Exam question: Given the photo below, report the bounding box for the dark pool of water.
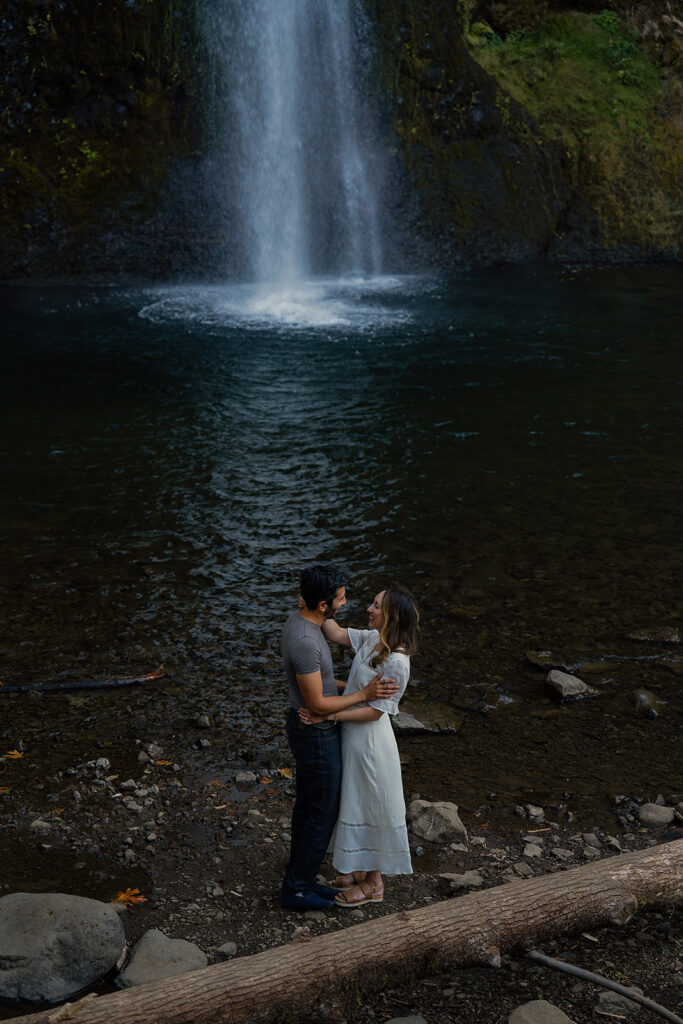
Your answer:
[1,264,682,847]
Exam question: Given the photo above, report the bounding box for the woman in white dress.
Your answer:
[299,585,418,907]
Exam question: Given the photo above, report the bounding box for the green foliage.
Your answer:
[471,10,680,250]
[594,10,621,33]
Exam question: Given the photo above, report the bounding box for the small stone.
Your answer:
[639,803,675,828]
[546,670,598,700]
[117,929,207,988]
[236,771,257,784]
[450,842,468,853]
[216,941,237,958]
[304,910,326,921]
[604,835,622,851]
[513,861,534,877]
[120,779,138,791]
[196,714,211,728]
[29,819,52,835]
[350,909,364,919]
[386,1018,428,1024]
[595,988,644,1018]
[440,870,484,890]
[526,804,544,821]
[523,844,542,858]
[72,790,81,802]
[407,800,467,844]
[551,847,574,861]
[632,688,667,717]
[582,833,601,850]
[509,1001,576,1023]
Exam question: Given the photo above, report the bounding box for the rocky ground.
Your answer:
[1,741,681,1023]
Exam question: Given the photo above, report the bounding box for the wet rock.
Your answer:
[407,800,468,844]
[632,689,666,718]
[526,804,545,821]
[638,804,675,828]
[120,779,138,791]
[546,670,598,701]
[594,988,643,1017]
[523,843,542,858]
[196,714,211,728]
[216,941,237,958]
[0,892,125,1003]
[513,861,534,877]
[509,1001,576,1023]
[439,870,484,890]
[29,819,52,835]
[117,929,207,988]
[236,771,256,783]
[628,627,680,644]
[525,651,570,671]
[393,699,464,734]
[583,833,601,850]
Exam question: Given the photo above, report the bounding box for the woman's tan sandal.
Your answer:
[334,881,384,907]
[328,871,367,892]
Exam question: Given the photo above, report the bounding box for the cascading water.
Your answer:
[204,0,384,286]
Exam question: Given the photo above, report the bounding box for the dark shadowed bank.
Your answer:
[0,0,681,278]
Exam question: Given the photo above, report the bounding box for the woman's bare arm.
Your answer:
[321,619,351,647]
[300,705,383,725]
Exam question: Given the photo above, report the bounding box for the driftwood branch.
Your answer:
[5,840,682,1024]
[0,665,164,694]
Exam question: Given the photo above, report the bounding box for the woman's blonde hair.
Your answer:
[370,585,419,669]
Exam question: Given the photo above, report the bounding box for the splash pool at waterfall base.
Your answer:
[1,266,682,978]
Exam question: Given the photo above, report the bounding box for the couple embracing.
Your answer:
[281,564,418,912]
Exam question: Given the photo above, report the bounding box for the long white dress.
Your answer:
[329,627,413,876]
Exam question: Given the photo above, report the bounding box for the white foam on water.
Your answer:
[137,275,431,332]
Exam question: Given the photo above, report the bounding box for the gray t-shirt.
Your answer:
[281,611,337,724]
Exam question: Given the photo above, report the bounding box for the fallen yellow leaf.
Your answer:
[214,804,227,810]
[259,776,272,784]
[277,767,292,779]
[155,759,171,766]
[112,888,148,906]
[2,751,24,760]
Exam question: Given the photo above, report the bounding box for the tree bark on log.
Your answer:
[7,839,683,1024]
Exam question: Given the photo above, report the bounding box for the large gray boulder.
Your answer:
[117,929,207,988]
[509,1000,576,1023]
[0,892,126,1003]
[407,799,467,844]
[639,803,675,828]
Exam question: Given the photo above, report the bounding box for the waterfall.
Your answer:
[204,0,383,284]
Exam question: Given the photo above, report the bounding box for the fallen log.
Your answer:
[0,665,164,694]
[5,840,682,1024]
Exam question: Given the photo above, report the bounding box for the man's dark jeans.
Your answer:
[284,709,341,893]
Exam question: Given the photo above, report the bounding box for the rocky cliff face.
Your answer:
[0,0,680,277]
[372,0,682,266]
[0,0,212,277]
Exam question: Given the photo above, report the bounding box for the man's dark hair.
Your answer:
[300,564,349,611]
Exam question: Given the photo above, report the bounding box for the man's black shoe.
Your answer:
[281,887,335,911]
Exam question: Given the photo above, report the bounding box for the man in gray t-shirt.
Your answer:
[280,564,398,911]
